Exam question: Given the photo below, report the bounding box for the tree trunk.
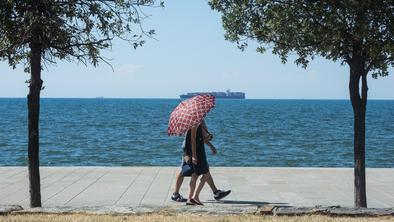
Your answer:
[349,59,368,208]
[28,25,43,208]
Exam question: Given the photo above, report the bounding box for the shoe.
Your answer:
[171,193,187,202]
[214,189,231,201]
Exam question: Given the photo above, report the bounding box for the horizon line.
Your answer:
[1,97,394,100]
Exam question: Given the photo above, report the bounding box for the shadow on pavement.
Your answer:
[205,199,288,206]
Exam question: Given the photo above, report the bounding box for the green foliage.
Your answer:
[209,0,394,78]
[0,0,163,71]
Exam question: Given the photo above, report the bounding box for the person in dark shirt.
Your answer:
[171,120,231,205]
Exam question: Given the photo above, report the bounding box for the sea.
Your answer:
[0,98,393,167]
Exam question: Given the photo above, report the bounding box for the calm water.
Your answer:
[0,98,393,167]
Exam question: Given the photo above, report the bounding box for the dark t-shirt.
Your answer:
[183,125,209,175]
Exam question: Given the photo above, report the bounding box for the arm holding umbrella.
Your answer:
[191,126,198,165]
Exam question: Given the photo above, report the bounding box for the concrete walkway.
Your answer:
[0,167,393,209]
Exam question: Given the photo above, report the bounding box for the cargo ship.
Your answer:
[180,90,245,99]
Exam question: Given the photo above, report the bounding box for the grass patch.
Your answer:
[0,213,393,222]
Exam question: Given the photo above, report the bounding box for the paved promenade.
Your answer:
[0,167,393,209]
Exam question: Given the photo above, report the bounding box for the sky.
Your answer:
[0,1,393,99]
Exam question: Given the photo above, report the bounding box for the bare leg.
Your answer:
[205,171,218,194]
[193,174,207,203]
[174,170,184,194]
[188,174,198,200]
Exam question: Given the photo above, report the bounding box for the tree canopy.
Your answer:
[0,0,162,208]
[209,0,394,77]
[0,0,162,70]
[210,0,394,208]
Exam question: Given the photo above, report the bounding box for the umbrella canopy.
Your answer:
[168,94,215,136]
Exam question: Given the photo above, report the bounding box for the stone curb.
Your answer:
[259,205,394,217]
[0,205,23,215]
[10,206,162,215]
[2,204,394,217]
[1,205,260,215]
[9,205,260,215]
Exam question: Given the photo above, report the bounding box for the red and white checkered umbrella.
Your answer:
[168,94,215,136]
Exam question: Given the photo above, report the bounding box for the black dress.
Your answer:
[183,125,209,176]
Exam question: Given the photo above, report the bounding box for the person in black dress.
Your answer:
[184,120,231,205]
[184,123,208,205]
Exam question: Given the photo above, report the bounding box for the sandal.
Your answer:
[186,200,196,205]
[190,198,203,206]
